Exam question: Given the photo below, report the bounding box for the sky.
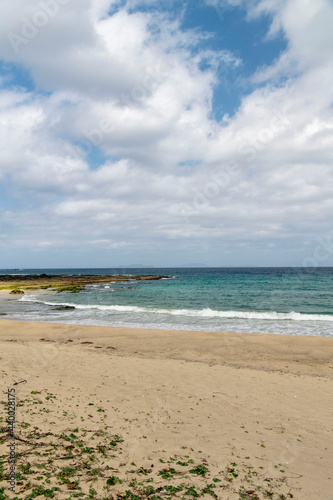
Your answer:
[0,0,333,268]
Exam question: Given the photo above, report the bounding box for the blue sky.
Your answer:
[183,1,287,118]
[0,0,333,268]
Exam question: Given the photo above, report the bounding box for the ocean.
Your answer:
[1,267,333,337]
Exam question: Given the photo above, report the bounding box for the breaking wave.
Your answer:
[19,297,333,322]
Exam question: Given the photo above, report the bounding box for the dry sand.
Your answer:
[0,320,332,499]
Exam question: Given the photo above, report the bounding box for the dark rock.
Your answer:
[54,306,76,311]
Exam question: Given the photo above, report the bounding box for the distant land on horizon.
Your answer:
[1,265,332,272]
[0,264,260,270]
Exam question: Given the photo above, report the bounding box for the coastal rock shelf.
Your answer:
[0,274,170,291]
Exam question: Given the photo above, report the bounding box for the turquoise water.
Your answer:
[1,267,333,336]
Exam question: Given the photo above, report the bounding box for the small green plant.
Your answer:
[185,486,200,497]
[20,462,32,474]
[106,476,122,486]
[109,434,124,446]
[57,467,76,478]
[158,468,177,479]
[189,464,208,476]
[136,467,150,475]
[202,486,217,498]
[89,486,97,497]
[82,447,94,454]
[163,485,184,493]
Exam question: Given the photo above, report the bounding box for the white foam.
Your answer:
[19,297,333,322]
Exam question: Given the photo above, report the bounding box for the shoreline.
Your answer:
[1,271,332,339]
[0,320,332,499]
[1,289,333,340]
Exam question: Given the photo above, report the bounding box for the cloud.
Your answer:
[0,0,333,266]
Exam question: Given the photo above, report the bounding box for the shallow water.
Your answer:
[1,267,333,336]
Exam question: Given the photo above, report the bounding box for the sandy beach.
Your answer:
[1,320,332,499]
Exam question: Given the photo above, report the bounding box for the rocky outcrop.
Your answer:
[0,274,172,291]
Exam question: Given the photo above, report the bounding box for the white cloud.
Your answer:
[251,0,333,74]
[0,0,333,265]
